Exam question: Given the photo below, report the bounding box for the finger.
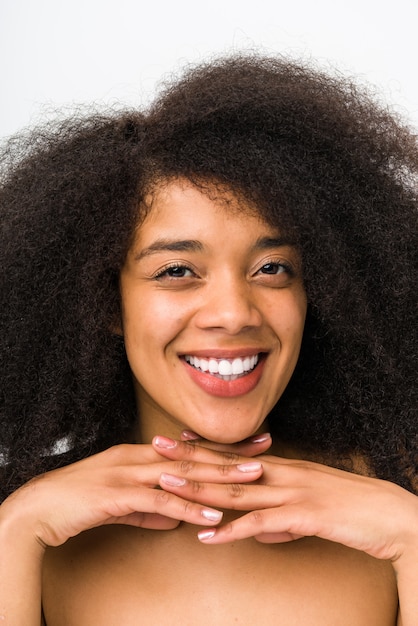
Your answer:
[197,507,307,544]
[159,458,263,486]
[158,476,287,510]
[108,512,181,530]
[231,433,272,457]
[153,436,253,466]
[180,431,272,457]
[107,485,224,527]
[180,430,201,441]
[255,532,305,543]
[98,442,173,467]
[113,454,264,488]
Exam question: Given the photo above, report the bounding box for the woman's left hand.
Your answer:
[154,435,418,625]
[154,437,418,564]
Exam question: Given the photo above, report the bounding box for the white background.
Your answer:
[1,0,417,139]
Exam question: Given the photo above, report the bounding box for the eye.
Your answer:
[153,264,196,280]
[253,258,297,287]
[259,262,288,275]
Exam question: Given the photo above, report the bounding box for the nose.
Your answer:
[193,276,263,334]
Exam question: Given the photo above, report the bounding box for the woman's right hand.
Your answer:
[1,433,271,549]
[0,443,229,550]
[0,437,269,625]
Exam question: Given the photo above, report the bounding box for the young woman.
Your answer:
[0,55,417,625]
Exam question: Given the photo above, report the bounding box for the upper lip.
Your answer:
[180,348,267,359]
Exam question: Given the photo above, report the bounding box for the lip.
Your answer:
[179,347,265,359]
[181,352,267,398]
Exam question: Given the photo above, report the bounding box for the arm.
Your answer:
[1,442,252,625]
[0,502,45,626]
[394,548,418,626]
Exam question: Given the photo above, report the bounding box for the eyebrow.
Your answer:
[133,239,204,261]
[133,235,293,261]
[254,236,294,250]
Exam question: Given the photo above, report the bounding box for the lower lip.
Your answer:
[182,357,266,398]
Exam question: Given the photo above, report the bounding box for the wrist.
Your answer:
[0,496,47,559]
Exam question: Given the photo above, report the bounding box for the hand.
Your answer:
[156,441,418,563]
[0,443,228,549]
[0,431,271,552]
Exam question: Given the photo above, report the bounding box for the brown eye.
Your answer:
[154,264,195,280]
[165,266,192,278]
[259,263,287,275]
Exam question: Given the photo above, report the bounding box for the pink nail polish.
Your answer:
[154,436,177,449]
[160,473,187,487]
[181,430,200,441]
[198,529,217,541]
[249,433,271,443]
[201,509,223,522]
[237,461,262,473]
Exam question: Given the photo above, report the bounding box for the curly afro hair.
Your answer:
[1,54,417,499]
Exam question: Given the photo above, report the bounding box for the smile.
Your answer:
[184,354,259,381]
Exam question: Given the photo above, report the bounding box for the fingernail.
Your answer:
[201,509,223,522]
[249,433,271,443]
[237,461,262,473]
[198,529,217,541]
[181,430,200,441]
[160,473,187,487]
[154,436,177,449]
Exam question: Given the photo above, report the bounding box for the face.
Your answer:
[119,179,307,444]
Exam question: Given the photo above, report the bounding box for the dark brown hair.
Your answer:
[1,54,417,498]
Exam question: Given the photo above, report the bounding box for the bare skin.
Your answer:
[1,181,417,625]
[40,439,400,626]
[42,520,397,626]
[1,436,417,625]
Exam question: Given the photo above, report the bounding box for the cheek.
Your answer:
[269,292,307,337]
[122,293,189,354]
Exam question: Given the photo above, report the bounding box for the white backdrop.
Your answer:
[1,0,417,139]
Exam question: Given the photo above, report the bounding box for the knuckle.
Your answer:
[190,480,203,495]
[249,510,264,527]
[220,451,240,464]
[218,464,232,477]
[182,499,195,516]
[178,460,195,475]
[183,441,198,455]
[103,443,130,463]
[153,489,170,507]
[227,483,245,498]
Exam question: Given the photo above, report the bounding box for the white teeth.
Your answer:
[184,354,259,380]
[208,359,218,373]
[218,360,232,376]
[232,358,244,375]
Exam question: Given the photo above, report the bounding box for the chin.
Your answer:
[195,424,261,445]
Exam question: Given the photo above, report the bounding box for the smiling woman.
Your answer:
[0,54,417,625]
[120,180,306,442]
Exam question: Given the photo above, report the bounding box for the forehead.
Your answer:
[134,183,304,270]
[126,179,287,258]
[125,178,302,269]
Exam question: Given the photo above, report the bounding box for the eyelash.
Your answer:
[153,263,196,280]
[152,259,295,281]
[257,260,294,277]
